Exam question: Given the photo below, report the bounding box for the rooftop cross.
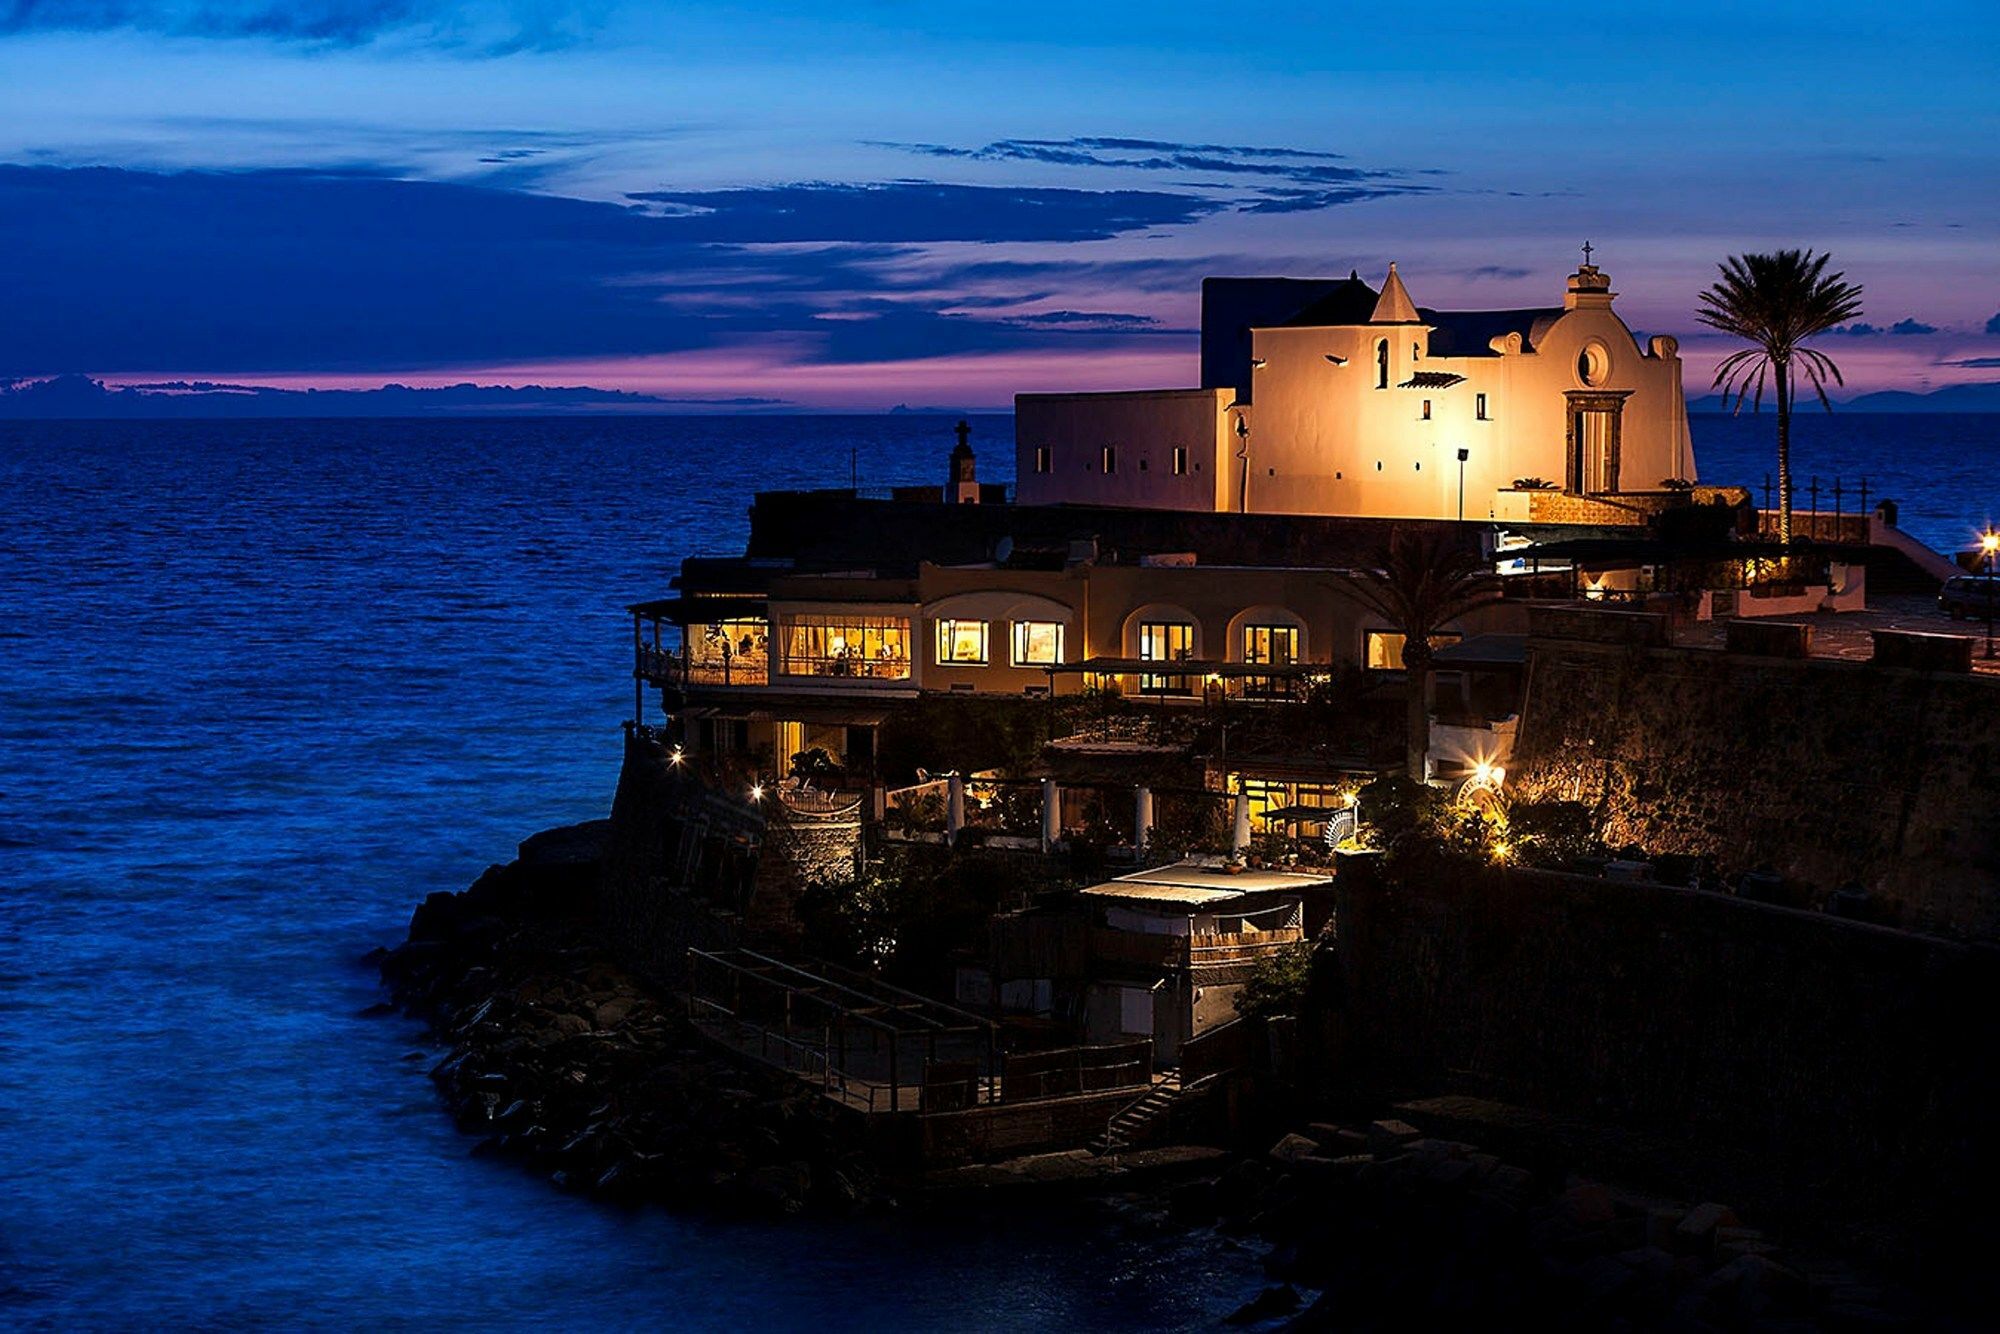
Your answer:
[1581,240,1595,266]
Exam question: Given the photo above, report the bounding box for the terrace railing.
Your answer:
[636,644,769,689]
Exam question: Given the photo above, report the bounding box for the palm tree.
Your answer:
[1346,528,1500,781]
[1695,250,1863,544]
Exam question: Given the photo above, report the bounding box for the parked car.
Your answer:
[1939,574,2000,619]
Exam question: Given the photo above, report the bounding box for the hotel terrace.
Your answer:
[634,261,1905,818]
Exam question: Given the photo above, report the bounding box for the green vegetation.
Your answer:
[1346,529,1501,779]
[1235,941,1314,1021]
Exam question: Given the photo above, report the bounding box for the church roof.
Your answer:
[1258,270,1567,359]
[1421,306,1565,357]
[1277,273,1380,328]
[1370,263,1421,323]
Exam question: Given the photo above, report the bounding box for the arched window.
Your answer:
[1375,339,1389,389]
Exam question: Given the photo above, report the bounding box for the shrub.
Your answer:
[1236,941,1314,1021]
[1507,799,1602,868]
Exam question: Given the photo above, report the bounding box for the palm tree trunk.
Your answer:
[1775,356,1794,545]
[1404,640,1433,781]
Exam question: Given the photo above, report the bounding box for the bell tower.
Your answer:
[947,419,980,504]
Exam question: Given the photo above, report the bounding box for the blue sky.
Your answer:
[2,0,1996,406]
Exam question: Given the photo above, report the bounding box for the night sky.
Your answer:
[3,0,1996,408]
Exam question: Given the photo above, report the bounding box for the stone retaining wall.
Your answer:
[1509,623,2000,937]
[1330,866,2000,1223]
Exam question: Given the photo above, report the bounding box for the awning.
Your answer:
[1432,634,1529,667]
[1044,656,1327,677]
[745,703,893,727]
[629,595,769,622]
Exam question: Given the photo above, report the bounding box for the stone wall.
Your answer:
[1331,866,2000,1221]
[1521,485,1750,527]
[747,793,863,947]
[599,732,763,985]
[1508,614,2000,938]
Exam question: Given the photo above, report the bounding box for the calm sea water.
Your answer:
[0,411,1989,1328]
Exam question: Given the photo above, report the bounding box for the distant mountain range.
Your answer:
[4,372,1998,419]
[0,375,790,418]
[1691,382,2000,414]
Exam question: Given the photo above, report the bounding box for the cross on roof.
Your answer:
[1581,240,1595,266]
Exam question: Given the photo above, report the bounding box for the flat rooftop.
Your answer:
[1077,858,1331,907]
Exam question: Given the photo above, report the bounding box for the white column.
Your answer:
[1041,778,1061,852]
[1232,788,1252,855]
[946,773,966,844]
[1133,786,1154,854]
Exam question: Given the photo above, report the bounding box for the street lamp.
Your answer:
[1982,531,1999,660]
[1456,447,1470,522]
[1234,415,1251,514]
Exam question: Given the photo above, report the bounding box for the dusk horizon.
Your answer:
[3,2,1997,410]
[11,6,2000,1331]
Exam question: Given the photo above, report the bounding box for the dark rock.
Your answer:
[1224,1284,1299,1324]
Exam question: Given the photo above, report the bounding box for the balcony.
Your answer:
[637,645,769,689]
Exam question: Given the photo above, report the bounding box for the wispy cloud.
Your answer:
[0,1,606,51]
[874,136,1440,212]
[1832,318,1939,336]
[0,164,1207,377]
[627,179,1224,244]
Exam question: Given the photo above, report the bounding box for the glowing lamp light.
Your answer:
[748,782,764,802]
[1490,840,1512,862]
[668,746,685,766]
[1982,532,1999,557]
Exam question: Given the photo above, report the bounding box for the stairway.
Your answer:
[1089,1073,1181,1156]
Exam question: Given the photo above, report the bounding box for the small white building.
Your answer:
[1016,260,1698,523]
[1077,861,1318,1064]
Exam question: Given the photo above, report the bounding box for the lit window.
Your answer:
[1476,393,1489,421]
[1034,446,1050,474]
[935,619,989,665]
[1138,621,1196,694]
[1241,624,1299,698]
[780,614,910,679]
[1421,400,1432,421]
[1172,446,1188,476]
[1101,444,1118,473]
[1011,620,1065,666]
[1365,630,1462,671]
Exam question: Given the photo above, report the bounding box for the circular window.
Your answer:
[1577,341,1611,386]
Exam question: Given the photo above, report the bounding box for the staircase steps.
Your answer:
[1088,1074,1181,1156]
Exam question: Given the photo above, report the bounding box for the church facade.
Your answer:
[1015,260,1697,523]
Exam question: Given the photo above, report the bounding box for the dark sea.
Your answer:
[0,411,1990,1329]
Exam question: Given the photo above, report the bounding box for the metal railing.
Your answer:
[636,644,769,688]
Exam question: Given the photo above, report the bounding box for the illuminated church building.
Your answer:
[1015,259,1697,521]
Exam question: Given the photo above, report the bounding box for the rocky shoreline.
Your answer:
[375,827,893,1217]
[376,828,1925,1327]
[1187,1119,1921,1330]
